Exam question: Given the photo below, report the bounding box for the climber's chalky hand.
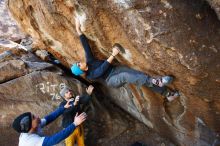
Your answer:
[112,47,120,56]
[75,16,82,35]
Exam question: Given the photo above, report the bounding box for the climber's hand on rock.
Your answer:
[112,47,120,56]
[73,112,87,126]
[74,95,80,106]
[75,17,82,35]
[64,100,72,109]
[107,45,120,63]
[86,85,94,95]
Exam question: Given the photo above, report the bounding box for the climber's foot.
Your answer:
[113,43,125,54]
[152,76,173,87]
[166,91,180,102]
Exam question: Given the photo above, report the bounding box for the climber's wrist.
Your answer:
[107,54,114,63]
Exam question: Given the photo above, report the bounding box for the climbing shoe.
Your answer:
[162,76,173,86]
[152,76,173,87]
[166,90,180,102]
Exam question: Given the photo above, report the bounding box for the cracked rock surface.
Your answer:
[4,0,220,145]
[0,47,175,146]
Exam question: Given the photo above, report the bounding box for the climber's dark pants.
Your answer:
[105,66,168,96]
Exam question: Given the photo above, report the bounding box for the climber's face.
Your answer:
[78,61,88,71]
[64,90,73,99]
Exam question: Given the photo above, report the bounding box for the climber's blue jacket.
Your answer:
[79,34,113,80]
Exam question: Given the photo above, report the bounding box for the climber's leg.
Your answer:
[106,67,150,88]
[65,128,77,146]
[109,66,145,75]
[107,66,173,87]
[106,66,179,101]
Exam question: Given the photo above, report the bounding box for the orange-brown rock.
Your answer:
[206,0,220,19]
[0,0,24,41]
[0,48,175,146]
[7,0,220,145]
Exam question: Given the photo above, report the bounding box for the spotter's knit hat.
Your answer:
[12,112,32,133]
[60,86,71,98]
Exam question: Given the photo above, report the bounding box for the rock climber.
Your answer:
[12,101,87,146]
[59,85,94,146]
[71,17,179,102]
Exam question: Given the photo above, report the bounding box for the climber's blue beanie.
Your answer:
[71,63,84,76]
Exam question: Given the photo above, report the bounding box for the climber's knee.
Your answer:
[106,75,126,88]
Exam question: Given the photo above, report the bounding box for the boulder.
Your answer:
[0,0,24,41]
[0,69,84,145]
[6,0,220,145]
[0,48,175,146]
[0,50,82,145]
[0,59,26,83]
[0,48,60,83]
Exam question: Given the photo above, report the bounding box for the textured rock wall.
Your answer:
[0,0,24,40]
[207,0,220,19]
[0,48,81,145]
[0,47,175,146]
[7,0,220,145]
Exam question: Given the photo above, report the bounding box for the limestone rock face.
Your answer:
[7,0,220,145]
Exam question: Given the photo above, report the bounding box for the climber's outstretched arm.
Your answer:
[75,17,97,63]
[79,34,95,62]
